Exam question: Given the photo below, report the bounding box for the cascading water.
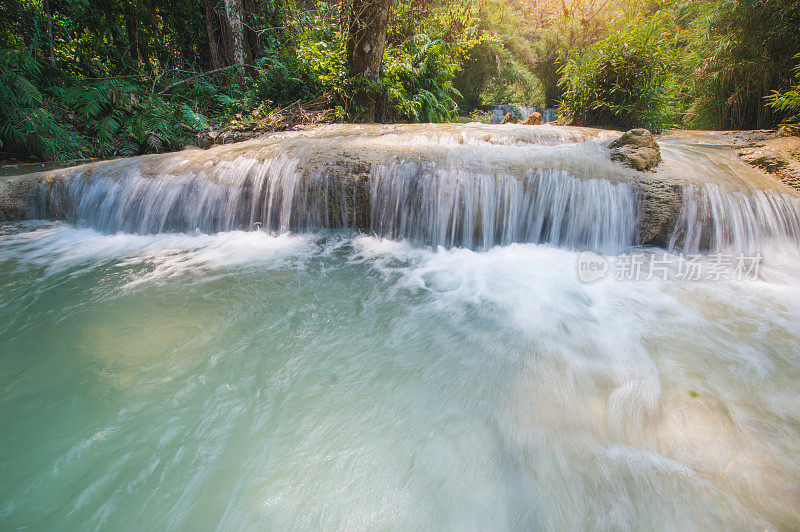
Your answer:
[26,124,800,254]
[368,164,637,251]
[669,184,800,253]
[2,124,800,529]
[31,138,642,252]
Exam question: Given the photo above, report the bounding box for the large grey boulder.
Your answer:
[609,128,662,171]
[635,179,682,247]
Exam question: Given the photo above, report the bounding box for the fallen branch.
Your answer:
[157,64,252,95]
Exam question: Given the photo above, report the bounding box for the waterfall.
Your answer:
[22,124,800,255]
[31,153,800,255]
[35,156,360,235]
[369,163,637,251]
[669,184,800,253]
[485,105,557,123]
[33,155,639,253]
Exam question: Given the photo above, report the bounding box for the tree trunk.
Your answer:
[346,0,390,79]
[345,0,391,121]
[203,0,225,69]
[223,0,248,66]
[204,0,256,71]
[124,10,152,74]
[242,0,260,63]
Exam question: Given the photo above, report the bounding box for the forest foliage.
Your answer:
[1,0,799,161]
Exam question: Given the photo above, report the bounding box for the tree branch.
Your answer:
[156,64,251,94]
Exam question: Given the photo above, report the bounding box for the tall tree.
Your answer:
[345,0,391,121]
[223,0,248,65]
[204,0,257,69]
[204,0,226,68]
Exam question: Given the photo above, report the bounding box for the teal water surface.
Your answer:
[1,222,799,530]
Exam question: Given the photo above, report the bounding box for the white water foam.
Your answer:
[345,234,800,527]
[0,222,319,286]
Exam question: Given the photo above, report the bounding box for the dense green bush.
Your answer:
[467,109,494,123]
[378,36,462,122]
[256,4,345,108]
[52,81,208,156]
[3,0,800,162]
[558,17,679,132]
[690,0,800,129]
[0,48,210,161]
[0,50,81,160]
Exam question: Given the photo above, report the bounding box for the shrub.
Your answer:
[765,53,800,123]
[0,49,81,160]
[467,109,494,123]
[51,81,208,157]
[690,0,800,129]
[374,35,462,123]
[558,17,679,132]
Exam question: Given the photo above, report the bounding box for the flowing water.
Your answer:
[2,125,800,530]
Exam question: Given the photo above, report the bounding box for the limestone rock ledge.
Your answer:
[739,135,800,191]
